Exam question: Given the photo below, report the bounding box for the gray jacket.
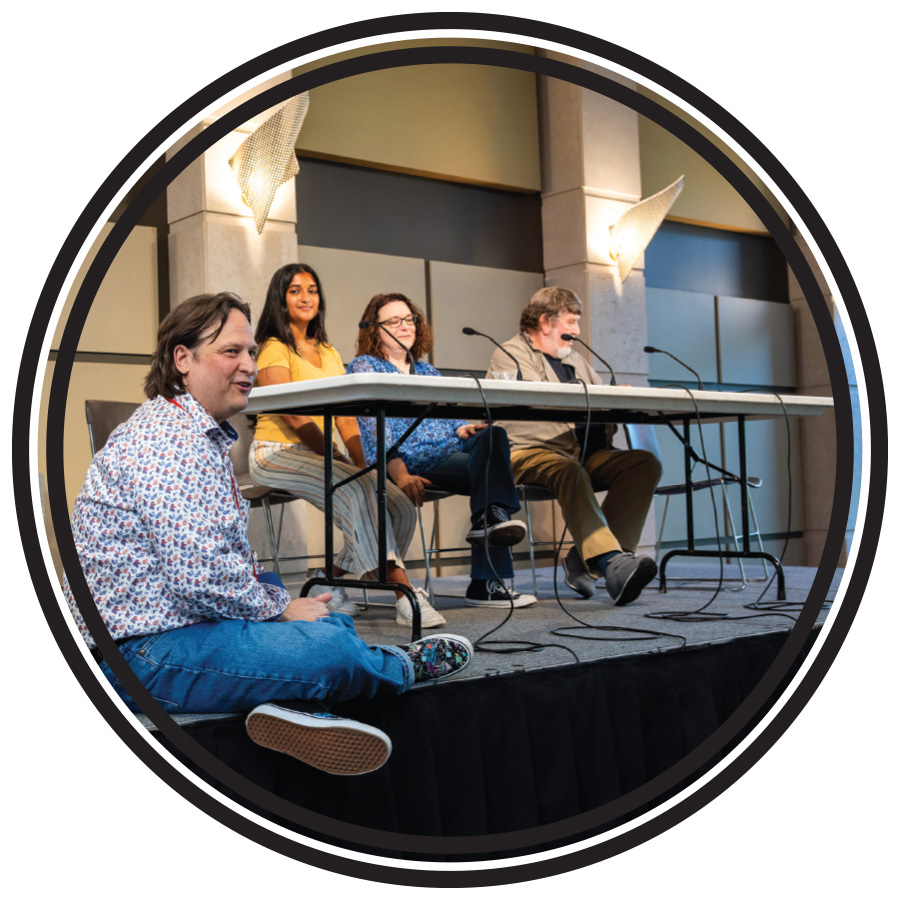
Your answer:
[487,332,617,454]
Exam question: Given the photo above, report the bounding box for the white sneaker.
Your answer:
[396,586,447,627]
[245,703,391,775]
[308,571,360,617]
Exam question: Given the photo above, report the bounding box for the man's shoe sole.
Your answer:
[246,705,391,775]
[609,557,658,606]
[465,520,527,547]
[562,555,595,598]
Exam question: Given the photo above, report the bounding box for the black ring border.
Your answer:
[13,12,883,886]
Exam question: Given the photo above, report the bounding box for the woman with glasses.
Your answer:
[249,265,447,628]
[346,293,536,609]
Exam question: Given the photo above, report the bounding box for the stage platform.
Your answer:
[318,560,835,675]
[146,561,837,861]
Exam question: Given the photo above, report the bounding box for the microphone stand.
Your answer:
[560,334,617,385]
[461,327,523,380]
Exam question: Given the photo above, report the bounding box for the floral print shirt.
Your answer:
[345,356,469,473]
[63,392,290,648]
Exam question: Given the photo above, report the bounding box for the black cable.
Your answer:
[738,390,824,614]
[463,374,578,660]
[540,378,686,649]
[645,385,797,625]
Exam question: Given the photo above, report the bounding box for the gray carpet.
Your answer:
[284,560,838,685]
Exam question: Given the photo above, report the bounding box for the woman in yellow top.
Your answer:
[249,263,445,628]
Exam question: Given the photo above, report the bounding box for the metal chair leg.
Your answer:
[719,483,747,588]
[521,490,539,598]
[261,496,281,576]
[416,503,434,599]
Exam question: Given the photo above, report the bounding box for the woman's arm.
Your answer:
[386,456,431,507]
[335,417,366,468]
[256,365,330,456]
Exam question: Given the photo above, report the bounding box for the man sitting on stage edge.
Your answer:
[63,291,473,776]
[487,287,662,606]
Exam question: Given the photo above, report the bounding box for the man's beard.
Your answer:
[556,342,573,359]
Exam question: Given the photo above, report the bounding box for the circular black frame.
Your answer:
[14,13,883,886]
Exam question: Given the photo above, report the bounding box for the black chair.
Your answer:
[624,422,769,587]
[85,399,140,455]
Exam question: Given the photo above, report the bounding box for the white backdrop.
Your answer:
[6,4,892,896]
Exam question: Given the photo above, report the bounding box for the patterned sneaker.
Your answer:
[464,578,538,608]
[604,552,658,606]
[396,586,447,627]
[466,504,526,547]
[399,633,474,683]
[245,704,391,775]
[308,571,360,617]
[562,546,596,599]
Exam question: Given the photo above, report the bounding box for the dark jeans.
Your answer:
[410,426,520,580]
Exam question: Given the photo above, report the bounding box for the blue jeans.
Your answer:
[410,426,520,580]
[98,614,414,714]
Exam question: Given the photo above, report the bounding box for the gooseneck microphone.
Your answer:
[644,346,704,390]
[461,327,523,380]
[360,320,416,370]
[560,334,617,385]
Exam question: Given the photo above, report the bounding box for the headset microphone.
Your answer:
[362,320,416,369]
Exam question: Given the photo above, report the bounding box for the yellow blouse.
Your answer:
[253,338,345,446]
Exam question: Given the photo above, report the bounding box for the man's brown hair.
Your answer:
[144,292,251,399]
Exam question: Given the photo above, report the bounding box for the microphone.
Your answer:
[560,334,617,385]
[360,319,416,370]
[461,327,523,380]
[644,345,704,390]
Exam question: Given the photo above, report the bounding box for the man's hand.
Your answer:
[277,595,330,622]
[395,471,432,506]
[456,423,487,439]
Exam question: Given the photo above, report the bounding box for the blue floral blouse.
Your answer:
[345,355,469,473]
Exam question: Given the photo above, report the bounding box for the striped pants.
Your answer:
[249,441,417,578]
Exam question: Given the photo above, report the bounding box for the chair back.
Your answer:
[623,423,663,462]
[228,413,270,500]
[85,400,140,455]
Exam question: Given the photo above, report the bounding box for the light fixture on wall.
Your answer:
[609,175,685,281]
[229,92,310,234]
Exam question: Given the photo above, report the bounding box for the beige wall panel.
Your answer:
[639,115,773,234]
[429,262,545,371]
[53,223,159,355]
[297,245,426,362]
[297,59,540,191]
[40,361,149,519]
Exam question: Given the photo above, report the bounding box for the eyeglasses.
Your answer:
[378,314,418,329]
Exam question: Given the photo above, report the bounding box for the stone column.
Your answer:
[789,229,848,567]
[538,55,657,554]
[166,75,309,574]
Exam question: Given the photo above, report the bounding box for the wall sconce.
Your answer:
[229,92,310,234]
[609,175,685,281]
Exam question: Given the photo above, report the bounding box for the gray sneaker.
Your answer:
[562,546,595,598]
[603,552,657,606]
[308,572,360,617]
